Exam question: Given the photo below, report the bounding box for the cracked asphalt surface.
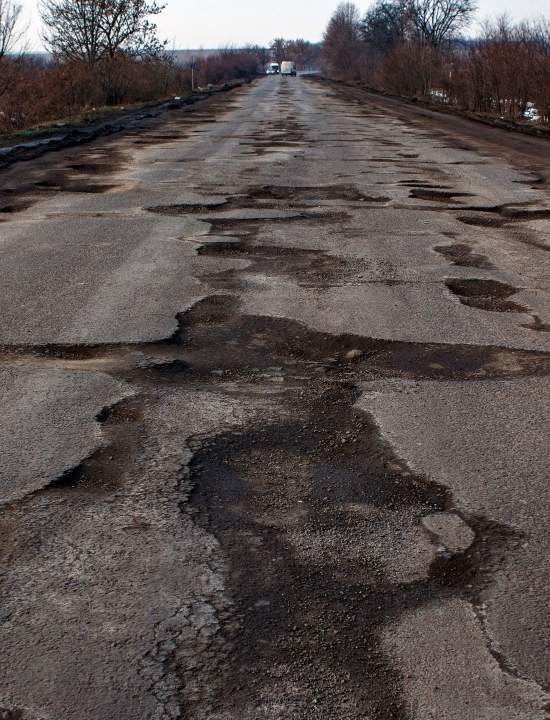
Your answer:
[1,75,550,719]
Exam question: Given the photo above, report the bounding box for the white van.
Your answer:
[280,61,297,76]
[266,63,280,75]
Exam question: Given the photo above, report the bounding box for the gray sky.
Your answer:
[19,0,550,50]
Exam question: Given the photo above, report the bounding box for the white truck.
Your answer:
[280,61,297,76]
[266,63,280,75]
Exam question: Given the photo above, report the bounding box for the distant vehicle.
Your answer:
[280,61,297,76]
[266,63,280,75]
[523,103,540,122]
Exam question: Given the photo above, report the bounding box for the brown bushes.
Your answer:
[322,1,550,127]
[447,19,550,124]
[193,49,261,88]
[0,0,265,135]
[0,49,262,135]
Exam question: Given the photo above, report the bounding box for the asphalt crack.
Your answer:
[184,380,529,718]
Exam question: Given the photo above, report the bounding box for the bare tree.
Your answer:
[98,0,165,59]
[410,0,476,47]
[41,0,103,65]
[271,37,287,64]
[362,0,412,52]
[40,0,166,65]
[322,2,363,80]
[246,44,270,72]
[0,0,24,62]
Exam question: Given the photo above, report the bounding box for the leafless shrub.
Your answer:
[323,0,550,126]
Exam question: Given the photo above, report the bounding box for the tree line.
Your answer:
[322,1,550,125]
[270,38,321,69]
[0,0,267,133]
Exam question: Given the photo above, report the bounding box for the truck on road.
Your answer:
[280,61,297,76]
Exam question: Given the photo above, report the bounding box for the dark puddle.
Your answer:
[445,278,529,313]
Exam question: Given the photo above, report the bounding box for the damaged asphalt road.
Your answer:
[1,76,550,720]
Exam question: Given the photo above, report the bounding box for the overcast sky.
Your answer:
[19,0,550,50]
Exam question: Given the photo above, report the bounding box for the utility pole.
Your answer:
[191,54,195,93]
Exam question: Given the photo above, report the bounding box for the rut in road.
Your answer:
[0,289,543,717]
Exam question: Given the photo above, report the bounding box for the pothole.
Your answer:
[34,180,116,194]
[410,189,473,203]
[434,243,491,268]
[445,278,529,313]
[399,181,453,189]
[247,184,389,203]
[458,215,505,228]
[186,378,521,717]
[146,184,375,216]
[49,397,144,494]
[3,297,550,382]
[522,315,550,333]
[458,204,550,229]
[0,200,34,214]
[198,239,368,290]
